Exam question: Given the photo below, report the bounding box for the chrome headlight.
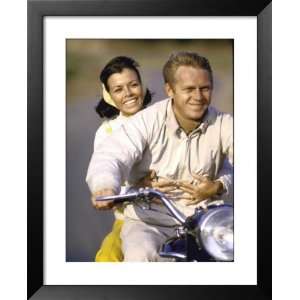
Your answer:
[198,206,233,261]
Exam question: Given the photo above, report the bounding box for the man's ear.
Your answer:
[164,83,174,98]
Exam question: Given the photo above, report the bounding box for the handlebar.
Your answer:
[96,188,186,224]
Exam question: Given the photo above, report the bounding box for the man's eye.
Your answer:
[201,87,210,92]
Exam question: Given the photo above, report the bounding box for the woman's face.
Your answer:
[107,68,144,116]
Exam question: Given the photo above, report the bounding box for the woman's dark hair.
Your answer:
[95,56,152,118]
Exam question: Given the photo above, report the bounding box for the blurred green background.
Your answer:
[66,39,233,261]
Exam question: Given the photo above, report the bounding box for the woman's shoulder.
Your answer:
[99,115,125,134]
[95,117,117,138]
[93,117,121,150]
[95,119,112,136]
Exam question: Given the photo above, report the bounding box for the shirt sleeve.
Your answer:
[215,158,233,202]
[93,121,111,151]
[220,113,233,165]
[216,113,234,202]
[86,113,149,194]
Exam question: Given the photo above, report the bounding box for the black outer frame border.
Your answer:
[27,0,272,299]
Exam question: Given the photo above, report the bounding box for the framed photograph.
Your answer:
[28,0,272,299]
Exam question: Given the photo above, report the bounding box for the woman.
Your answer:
[93,56,154,262]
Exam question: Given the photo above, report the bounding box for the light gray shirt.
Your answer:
[86,98,233,226]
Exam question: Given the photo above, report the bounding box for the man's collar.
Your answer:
[197,106,218,134]
[166,99,180,136]
[166,98,218,136]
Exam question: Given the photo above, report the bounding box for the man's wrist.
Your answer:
[214,180,224,195]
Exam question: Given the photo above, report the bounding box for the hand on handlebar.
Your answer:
[91,188,116,210]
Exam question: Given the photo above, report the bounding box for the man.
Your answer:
[86,51,233,261]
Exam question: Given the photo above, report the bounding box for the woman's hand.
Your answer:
[176,174,224,206]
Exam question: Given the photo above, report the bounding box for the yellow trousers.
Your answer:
[95,219,124,262]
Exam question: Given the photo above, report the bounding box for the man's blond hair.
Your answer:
[163,51,213,87]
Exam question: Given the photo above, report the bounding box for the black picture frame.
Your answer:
[28,0,272,299]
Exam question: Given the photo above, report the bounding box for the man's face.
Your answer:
[165,66,212,122]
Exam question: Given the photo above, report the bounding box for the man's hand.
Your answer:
[91,188,116,210]
[177,174,224,206]
[136,170,177,193]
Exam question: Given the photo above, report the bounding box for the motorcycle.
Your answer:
[96,188,233,262]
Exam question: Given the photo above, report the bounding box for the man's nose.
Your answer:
[193,88,203,100]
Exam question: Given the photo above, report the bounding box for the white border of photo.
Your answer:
[44,16,257,285]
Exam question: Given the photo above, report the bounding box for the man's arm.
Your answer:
[220,113,233,165]
[215,158,233,202]
[218,113,234,201]
[86,114,149,209]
